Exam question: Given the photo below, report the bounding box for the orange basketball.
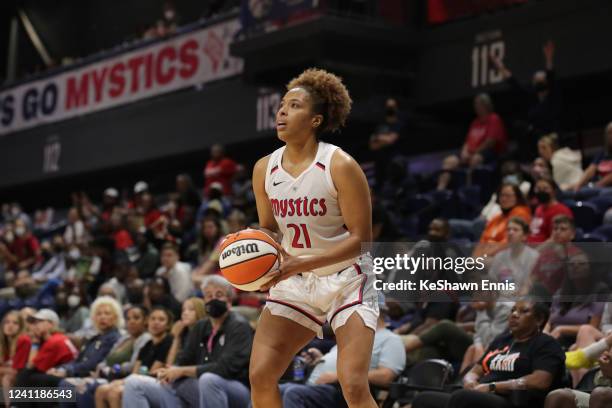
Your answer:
[218,229,279,291]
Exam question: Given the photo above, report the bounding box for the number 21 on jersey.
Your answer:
[287,223,311,248]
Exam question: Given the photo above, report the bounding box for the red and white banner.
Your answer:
[0,19,243,136]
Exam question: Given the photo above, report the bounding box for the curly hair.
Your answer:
[286,68,352,134]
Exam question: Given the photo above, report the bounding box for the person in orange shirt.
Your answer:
[473,183,531,258]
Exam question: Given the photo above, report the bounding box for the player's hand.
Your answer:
[260,246,308,291]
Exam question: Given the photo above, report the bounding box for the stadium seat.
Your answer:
[593,225,612,241]
[570,201,602,232]
[581,233,607,242]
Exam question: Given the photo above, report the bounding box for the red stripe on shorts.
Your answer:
[267,299,324,326]
[329,263,367,324]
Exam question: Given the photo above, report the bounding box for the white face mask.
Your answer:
[68,248,81,260]
[67,295,81,308]
[4,231,14,243]
[15,226,26,237]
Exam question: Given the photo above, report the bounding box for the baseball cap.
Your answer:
[104,187,119,198]
[28,309,60,326]
[134,181,148,194]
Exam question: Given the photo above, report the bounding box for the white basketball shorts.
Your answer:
[265,254,379,338]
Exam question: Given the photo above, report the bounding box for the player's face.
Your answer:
[276,88,318,142]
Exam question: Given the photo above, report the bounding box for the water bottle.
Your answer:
[292,357,305,382]
[112,364,122,379]
[139,365,149,376]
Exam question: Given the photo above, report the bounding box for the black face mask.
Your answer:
[206,299,228,318]
[534,82,548,92]
[536,191,551,204]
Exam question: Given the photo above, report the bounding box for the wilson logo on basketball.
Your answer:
[269,197,327,218]
[221,243,259,260]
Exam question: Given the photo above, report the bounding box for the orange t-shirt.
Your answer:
[480,205,531,244]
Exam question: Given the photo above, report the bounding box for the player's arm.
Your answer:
[252,156,281,242]
[262,150,371,289]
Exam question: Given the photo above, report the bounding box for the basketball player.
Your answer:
[249,68,379,408]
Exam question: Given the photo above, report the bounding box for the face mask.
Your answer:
[503,175,520,185]
[4,232,14,243]
[534,82,548,92]
[68,248,80,260]
[15,226,25,237]
[205,299,228,318]
[68,295,81,308]
[536,191,551,204]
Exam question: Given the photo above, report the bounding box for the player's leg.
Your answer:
[249,309,316,408]
[335,313,377,408]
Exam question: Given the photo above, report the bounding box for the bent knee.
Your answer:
[249,365,280,391]
[544,388,576,406]
[590,387,612,403]
[199,372,222,386]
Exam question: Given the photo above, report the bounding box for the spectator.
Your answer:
[64,207,89,246]
[538,133,584,191]
[369,97,405,188]
[129,181,149,210]
[280,294,405,407]
[166,297,206,365]
[572,122,612,191]
[473,183,531,258]
[3,218,42,274]
[123,275,253,408]
[188,216,224,271]
[527,177,572,243]
[544,251,608,347]
[143,277,182,319]
[437,93,507,190]
[491,40,562,139]
[156,243,192,303]
[99,306,174,407]
[109,212,134,251]
[132,229,159,279]
[231,164,255,211]
[545,351,612,408]
[0,311,31,407]
[31,235,66,283]
[77,305,151,408]
[100,188,120,223]
[203,144,238,196]
[138,192,162,229]
[176,174,202,213]
[56,285,90,335]
[371,190,401,242]
[412,301,565,408]
[15,309,78,388]
[530,215,579,296]
[488,217,539,291]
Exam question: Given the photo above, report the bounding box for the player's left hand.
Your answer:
[260,246,308,291]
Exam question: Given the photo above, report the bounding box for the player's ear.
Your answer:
[312,114,323,129]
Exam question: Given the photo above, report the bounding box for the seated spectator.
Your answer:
[369,97,405,188]
[413,301,565,408]
[39,297,122,389]
[538,133,584,191]
[1,218,42,278]
[143,277,182,323]
[85,305,151,408]
[16,309,78,388]
[0,311,31,407]
[402,290,512,371]
[31,235,66,283]
[189,216,224,283]
[203,144,238,197]
[231,164,255,212]
[138,192,163,230]
[280,295,405,407]
[166,297,206,365]
[97,306,174,407]
[64,207,89,246]
[572,121,612,191]
[544,251,607,347]
[100,188,120,223]
[488,217,539,291]
[527,177,573,243]
[132,228,159,279]
[437,93,507,190]
[544,350,612,408]
[473,184,531,258]
[109,212,134,251]
[371,189,401,242]
[123,275,252,408]
[56,285,90,337]
[156,243,192,303]
[128,181,149,210]
[530,215,579,296]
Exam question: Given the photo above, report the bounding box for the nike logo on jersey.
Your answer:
[273,181,285,186]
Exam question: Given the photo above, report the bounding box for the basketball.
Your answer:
[218,229,279,291]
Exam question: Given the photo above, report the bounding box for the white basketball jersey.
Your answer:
[264,142,357,276]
